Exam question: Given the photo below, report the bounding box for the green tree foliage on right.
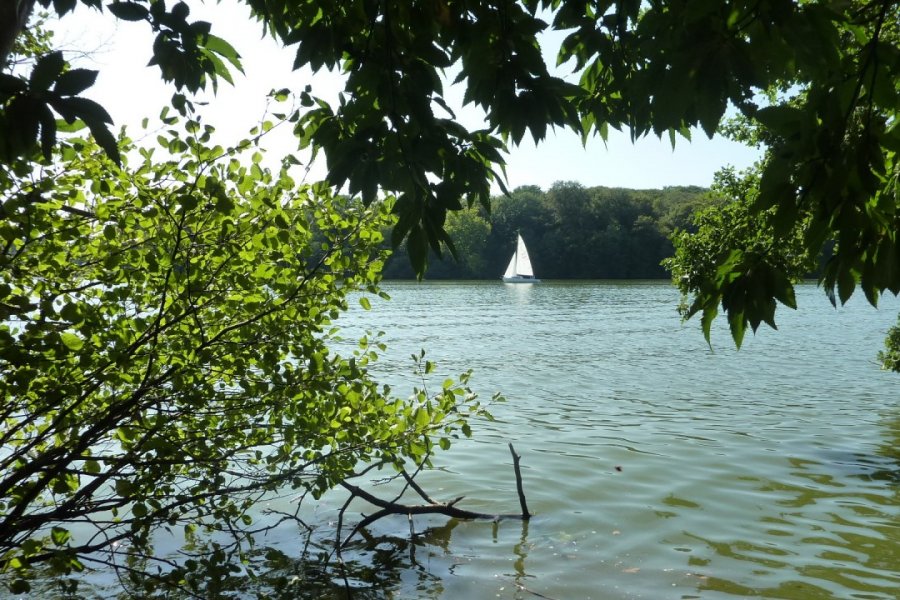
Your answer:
[655,3,899,346]
[664,167,821,346]
[879,315,900,371]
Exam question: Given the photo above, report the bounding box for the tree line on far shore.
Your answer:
[383,181,713,280]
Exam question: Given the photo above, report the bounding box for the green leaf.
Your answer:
[53,69,99,96]
[115,478,134,496]
[837,267,856,305]
[0,73,27,94]
[407,224,428,276]
[202,34,243,72]
[60,332,84,351]
[30,51,66,92]
[90,122,122,164]
[53,0,77,13]
[107,1,150,21]
[728,308,746,349]
[37,105,57,161]
[755,105,806,134]
[700,302,718,346]
[50,527,71,546]
[53,96,113,125]
[215,194,235,213]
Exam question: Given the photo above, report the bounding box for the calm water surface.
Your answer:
[314,281,899,600]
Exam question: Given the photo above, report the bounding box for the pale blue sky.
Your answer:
[55,2,762,192]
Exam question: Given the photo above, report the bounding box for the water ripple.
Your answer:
[326,281,900,599]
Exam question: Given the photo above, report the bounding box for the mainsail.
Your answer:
[503,234,539,282]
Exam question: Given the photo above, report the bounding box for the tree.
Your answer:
[6,0,894,305]
[0,46,491,593]
[664,167,820,345]
[653,3,899,345]
[879,315,900,371]
[543,181,593,277]
[294,0,900,325]
[442,207,492,277]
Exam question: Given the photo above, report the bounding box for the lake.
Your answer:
[53,280,898,599]
[308,280,899,599]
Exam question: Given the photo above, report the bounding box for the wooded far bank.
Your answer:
[383,181,711,280]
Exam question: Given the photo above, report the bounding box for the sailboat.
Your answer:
[502,234,541,283]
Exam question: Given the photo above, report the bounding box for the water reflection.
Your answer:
[687,416,900,599]
[321,283,900,599]
[871,411,900,484]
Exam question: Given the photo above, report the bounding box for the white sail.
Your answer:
[503,252,517,279]
[514,235,534,277]
[502,234,540,282]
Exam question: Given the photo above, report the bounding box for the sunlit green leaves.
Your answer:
[3,0,899,589]
[0,108,488,591]
[878,314,900,372]
[59,332,84,351]
[665,167,817,346]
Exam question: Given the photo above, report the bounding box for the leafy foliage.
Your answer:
[664,167,819,346]
[0,108,489,593]
[659,1,899,341]
[878,315,900,372]
[7,1,900,294]
[0,47,119,163]
[280,0,900,318]
[441,207,492,277]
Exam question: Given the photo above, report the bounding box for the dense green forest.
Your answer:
[383,181,712,279]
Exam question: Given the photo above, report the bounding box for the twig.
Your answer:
[407,513,416,564]
[508,443,531,519]
[337,444,532,549]
[401,469,438,504]
[515,582,561,600]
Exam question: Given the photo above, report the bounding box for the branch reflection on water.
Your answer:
[686,410,900,598]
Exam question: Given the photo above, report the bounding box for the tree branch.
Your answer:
[0,0,35,69]
[337,444,531,549]
[509,442,531,519]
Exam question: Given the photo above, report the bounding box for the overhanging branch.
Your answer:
[338,443,531,549]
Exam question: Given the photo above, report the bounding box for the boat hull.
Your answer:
[502,276,541,283]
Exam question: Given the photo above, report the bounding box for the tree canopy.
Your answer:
[1,20,492,595]
[3,0,896,329]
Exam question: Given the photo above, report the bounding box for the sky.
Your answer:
[53,2,763,193]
